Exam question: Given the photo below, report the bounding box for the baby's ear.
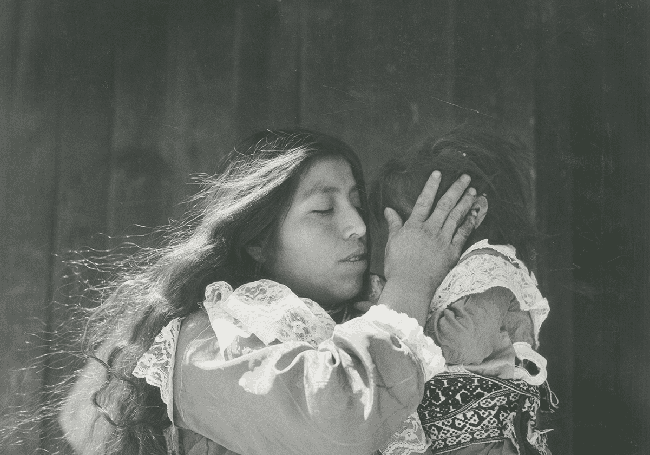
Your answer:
[245,245,266,263]
[471,195,489,228]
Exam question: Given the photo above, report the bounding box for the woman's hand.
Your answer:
[377,172,477,325]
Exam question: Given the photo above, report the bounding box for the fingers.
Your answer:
[406,171,441,225]
[440,187,477,240]
[451,206,479,250]
[426,174,472,231]
[384,207,404,236]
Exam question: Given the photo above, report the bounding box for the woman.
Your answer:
[58,129,478,455]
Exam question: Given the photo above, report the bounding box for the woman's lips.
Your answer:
[341,251,368,262]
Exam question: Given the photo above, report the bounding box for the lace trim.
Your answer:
[430,240,550,347]
[132,318,182,423]
[202,281,254,362]
[381,412,429,455]
[204,280,336,348]
[362,305,445,382]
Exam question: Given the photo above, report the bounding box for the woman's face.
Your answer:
[264,156,367,308]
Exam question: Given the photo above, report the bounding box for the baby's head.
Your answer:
[371,129,536,264]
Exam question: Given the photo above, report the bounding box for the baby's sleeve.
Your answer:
[424,286,516,365]
[503,302,535,346]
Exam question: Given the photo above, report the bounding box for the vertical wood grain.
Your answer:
[298,0,459,186]
[107,2,173,239]
[533,1,575,452]
[0,1,60,453]
[40,2,117,452]
[454,0,537,145]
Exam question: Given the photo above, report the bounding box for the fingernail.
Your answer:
[468,187,477,196]
[461,174,471,183]
[432,170,441,179]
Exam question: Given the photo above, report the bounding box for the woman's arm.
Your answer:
[174,307,435,455]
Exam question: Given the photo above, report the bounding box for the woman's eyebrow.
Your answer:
[302,185,338,199]
[302,182,359,199]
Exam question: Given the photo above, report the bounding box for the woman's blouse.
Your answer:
[133,280,446,455]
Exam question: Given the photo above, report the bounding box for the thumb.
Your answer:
[384,207,403,236]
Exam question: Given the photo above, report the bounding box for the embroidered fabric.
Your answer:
[417,371,547,454]
[430,240,550,348]
[132,318,182,423]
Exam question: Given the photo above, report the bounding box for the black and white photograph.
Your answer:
[1,1,648,454]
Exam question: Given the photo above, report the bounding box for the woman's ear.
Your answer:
[471,195,489,228]
[245,245,266,263]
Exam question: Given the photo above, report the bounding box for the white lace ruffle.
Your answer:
[362,304,445,382]
[513,341,548,386]
[204,279,336,348]
[430,240,550,347]
[381,412,430,455]
[202,281,254,362]
[132,318,182,423]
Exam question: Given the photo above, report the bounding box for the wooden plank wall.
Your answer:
[1,1,61,453]
[1,1,648,454]
[551,1,649,453]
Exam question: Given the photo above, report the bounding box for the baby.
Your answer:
[372,130,557,455]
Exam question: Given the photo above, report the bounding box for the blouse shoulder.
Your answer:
[132,278,339,423]
[203,279,336,347]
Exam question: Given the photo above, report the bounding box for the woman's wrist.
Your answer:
[360,304,445,381]
[376,277,433,327]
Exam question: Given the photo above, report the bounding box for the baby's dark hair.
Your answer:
[371,129,536,265]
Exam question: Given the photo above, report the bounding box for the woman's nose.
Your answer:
[342,205,367,239]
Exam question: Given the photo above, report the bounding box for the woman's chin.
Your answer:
[328,277,364,305]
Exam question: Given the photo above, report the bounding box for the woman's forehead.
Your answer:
[296,156,358,198]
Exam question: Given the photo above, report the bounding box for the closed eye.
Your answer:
[313,208,334,214]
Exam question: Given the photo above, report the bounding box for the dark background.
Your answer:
[1,1,648,454]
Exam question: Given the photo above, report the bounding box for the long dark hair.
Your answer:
[371,128,536,265]
[59,129,370,454]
